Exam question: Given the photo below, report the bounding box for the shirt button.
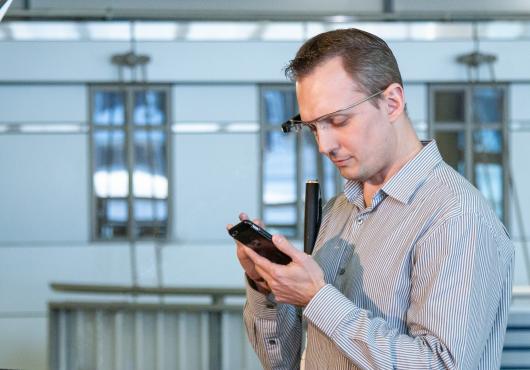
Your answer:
[339,268,346,275]
[268,339,277,345]
[266,303,275,309]
[357,218,363,225]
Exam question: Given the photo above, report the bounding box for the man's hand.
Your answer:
[245,234,325,306]
[228,213,271,294]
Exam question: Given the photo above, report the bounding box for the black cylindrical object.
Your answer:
[304,180,322,255]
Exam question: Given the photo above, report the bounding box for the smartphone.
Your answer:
[228,220,292,265]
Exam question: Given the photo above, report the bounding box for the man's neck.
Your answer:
[362,139,423,207]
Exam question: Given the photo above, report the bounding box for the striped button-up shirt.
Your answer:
[243,140,514,369]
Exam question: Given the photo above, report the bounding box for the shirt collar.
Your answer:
[381,140,442,204]
[343,140,443,206]
[344,180,365,209]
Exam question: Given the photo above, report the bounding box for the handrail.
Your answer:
[51,282,245,297]
[49,301,244,312]
[51,282,530,299]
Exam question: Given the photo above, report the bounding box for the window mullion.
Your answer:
[126,88,135,242]
[465,86,474,183]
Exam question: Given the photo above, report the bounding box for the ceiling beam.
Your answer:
[5,8,530,22]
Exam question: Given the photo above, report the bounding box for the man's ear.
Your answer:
[383,83,405,122]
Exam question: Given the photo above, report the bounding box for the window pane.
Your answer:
[96,198,128,239]
[105,198,128,222]
[434,90,465,122]
[263,131,296,204]
[93,131,128,197]
[136,224,167,238]
[263,90,297,126]
[93,91,125,126]
[473,87,503,124]
[474,129,503,219]
[436,131,465,176]
[264,205,297,225]
[473,129,502,154]
[134,197,167,238]
[267,225,297,238]
[134,90,167,126]
[133,130,168,198]
[475,164,503,219]
[134,199,168,222]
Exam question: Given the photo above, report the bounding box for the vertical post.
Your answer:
[304,181,321,255]
[48,308,58,370]
[209,295,222,370]
[383,0,394,14]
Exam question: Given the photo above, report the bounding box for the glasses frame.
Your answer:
[281,89,385,133]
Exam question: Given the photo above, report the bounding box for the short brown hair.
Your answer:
[285,28,403,100]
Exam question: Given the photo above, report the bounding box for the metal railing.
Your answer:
[49,283,259,370]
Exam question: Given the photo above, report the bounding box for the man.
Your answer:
[230,28,514,369]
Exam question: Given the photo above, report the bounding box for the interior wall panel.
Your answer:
[0,134,89,243]
[0,85,86,123]
[172,85,258,122]
[173,133,259,242]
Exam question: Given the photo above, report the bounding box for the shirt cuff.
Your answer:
[245,276,278,321]
[303,284,359,338]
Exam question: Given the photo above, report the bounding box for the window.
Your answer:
[90,85,171,240]
[430,84,507,221]
[260,85,341,238]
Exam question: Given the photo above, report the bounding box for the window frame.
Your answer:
[89,83,173,242]
[428,83,509,223]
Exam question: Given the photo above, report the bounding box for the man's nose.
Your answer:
[316,127,338,156]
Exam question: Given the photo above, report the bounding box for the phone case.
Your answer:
[229,220,292,265]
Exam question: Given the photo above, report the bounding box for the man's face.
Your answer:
[295,56,396,184]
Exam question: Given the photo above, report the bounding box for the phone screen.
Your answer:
[229,220,291,265]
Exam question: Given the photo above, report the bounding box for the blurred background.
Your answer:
[0,0,529,369]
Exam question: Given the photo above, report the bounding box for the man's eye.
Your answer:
[330,118,348,127]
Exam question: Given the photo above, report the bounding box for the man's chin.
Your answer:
[337,167,356,180]
[337,166,366,182]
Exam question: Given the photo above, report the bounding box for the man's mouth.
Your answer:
[332,157,351,166]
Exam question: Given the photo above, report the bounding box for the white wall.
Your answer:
[1,37,530,370]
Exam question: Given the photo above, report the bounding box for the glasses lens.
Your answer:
[293,122,304,133]
[281,121,305,133]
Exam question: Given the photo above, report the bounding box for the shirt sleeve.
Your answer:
[243,277,302,370]
[302,213,513,369]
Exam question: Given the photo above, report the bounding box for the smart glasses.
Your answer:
[281,90,384,133]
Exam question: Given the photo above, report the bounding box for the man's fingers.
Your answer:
[252,218,265,228]
[245,245,271,268]
[272,234,303,260]
[239,212,249,221]
[254,264,273,283]
[236,212,265,228]
[244,246,275,279]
